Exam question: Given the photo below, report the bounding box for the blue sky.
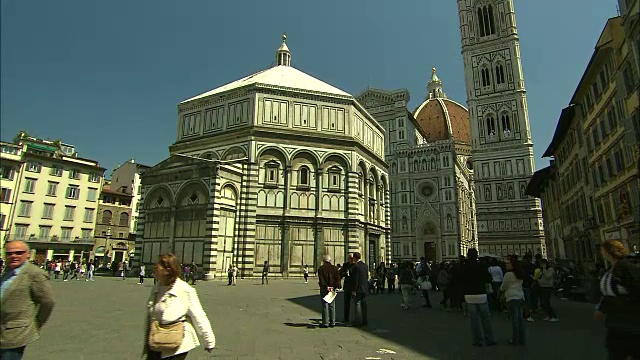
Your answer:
[1,0,617,175]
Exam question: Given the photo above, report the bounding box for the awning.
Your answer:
[27,143,57,152]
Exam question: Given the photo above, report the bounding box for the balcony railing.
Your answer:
[6,234,96,244]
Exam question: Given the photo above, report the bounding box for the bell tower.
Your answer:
[457,0,545,256]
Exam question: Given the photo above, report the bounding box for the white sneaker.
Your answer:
[549,318,559,322]
[543,316,550,321]
[525,317,534,322]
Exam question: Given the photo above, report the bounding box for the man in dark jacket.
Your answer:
[340,253,355,323]
[350,252,369,326]
[317,255,341,328]
[461,248,496,347]
[262,261,269,285]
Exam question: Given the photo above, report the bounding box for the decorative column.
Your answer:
[315,168,324,268]
[237,160,259,278]
[281,165,292,276]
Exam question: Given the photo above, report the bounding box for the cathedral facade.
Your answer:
[135,36,390,279]
[457,0,546,256]
[358,70,478,263]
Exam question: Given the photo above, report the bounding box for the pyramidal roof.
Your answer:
[181,66,352,103]
[181,35,351,104]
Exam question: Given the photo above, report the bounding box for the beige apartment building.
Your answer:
[0,142,24,248]
[528,15,640,263]
[110,159,150,235]
[4,132,106,263]
[617,0,640,247]
[93,184,135,268]
[530,104,597,263]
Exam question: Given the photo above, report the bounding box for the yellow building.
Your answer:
[0,142,24,248]
[528,15,640,261]
[617,0,640,249]
[573,17,639,251]
[4,132,106,263]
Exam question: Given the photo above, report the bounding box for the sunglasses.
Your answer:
[6,251,27,256]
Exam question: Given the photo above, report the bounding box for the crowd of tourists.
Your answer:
[1,238,639,359]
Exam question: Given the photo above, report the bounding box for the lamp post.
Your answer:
[104,227,111,271]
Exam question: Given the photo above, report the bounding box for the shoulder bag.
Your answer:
[148,293,185,352]
[418,276,432,291]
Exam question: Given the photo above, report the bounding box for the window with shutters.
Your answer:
[64,206,76,221]
[23,178,36,193]
[18,201,32,217]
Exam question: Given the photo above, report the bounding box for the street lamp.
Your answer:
[104,227,111,270]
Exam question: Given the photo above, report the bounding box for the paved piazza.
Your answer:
[26,277,605,360]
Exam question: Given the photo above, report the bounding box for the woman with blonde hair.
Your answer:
[144,254,216,359]
[594,240,640,360]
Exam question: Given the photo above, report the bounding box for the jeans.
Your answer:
[343,290,352,321]
[507,299,525,344]
[262,273,268,285]
[467,302,495,345]
[523,287,532,317]
[354,293,368,325]
[489,282,502,311]
[146,350,188,360]
[0,346,25,360]
[86,271,93,281]
[538,287,556,318]
[321,295,336,326]
[139,275,144,284]
[422,290,432,307]
[387,277,395,293]
[529,286,539,310]
[400,284,412,308]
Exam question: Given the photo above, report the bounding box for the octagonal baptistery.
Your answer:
[135,35,390,280]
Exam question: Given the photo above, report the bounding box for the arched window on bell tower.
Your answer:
[477,4,497,38]
[487,5,496,35]
[501,113,512,138]
[495,64,505,85]
[481,68,492,88]
[486,116,496,138]
[477,7,486,37]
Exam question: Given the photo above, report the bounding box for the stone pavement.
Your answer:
[24,277,606,360]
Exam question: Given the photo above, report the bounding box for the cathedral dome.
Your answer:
[412,68,471,144]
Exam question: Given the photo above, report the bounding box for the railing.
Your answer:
[6,234,96,244]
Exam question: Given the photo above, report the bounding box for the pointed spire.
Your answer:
[431,67,441,83]
[276,33,291,67]
[427,66,446,99]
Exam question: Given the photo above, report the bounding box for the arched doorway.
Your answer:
[368,235,378,271]
[423,242,437,262]
[216,185,238,275]
[419,221,439,262]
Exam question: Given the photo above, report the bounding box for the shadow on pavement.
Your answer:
[286,290,607,360]
[286,291,462,359]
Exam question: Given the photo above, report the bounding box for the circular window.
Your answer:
[417,181,436,201]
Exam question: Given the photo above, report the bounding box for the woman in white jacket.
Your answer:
[144,254,216,360]
[500,257,526,346]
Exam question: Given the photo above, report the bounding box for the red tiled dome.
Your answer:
[413,98,471,144]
